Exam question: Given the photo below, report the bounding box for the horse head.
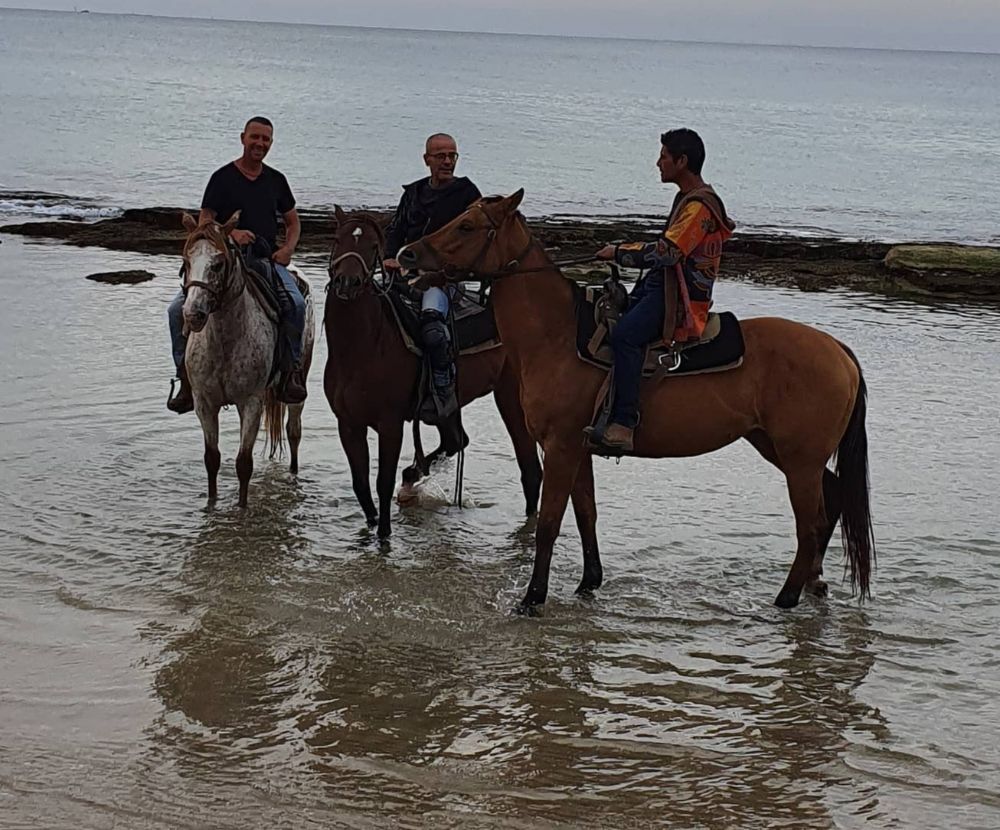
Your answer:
[397,189,528,280]
[327,205,386,301]
[181,211,241,332]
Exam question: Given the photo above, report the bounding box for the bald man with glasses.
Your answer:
[383,133,482,420]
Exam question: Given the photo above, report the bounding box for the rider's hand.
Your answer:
[595,244,617,261]
[230,229,256,246]
[382,258,401,271]
[272,246,293,266]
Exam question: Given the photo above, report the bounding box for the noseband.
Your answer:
[182,237,245,314]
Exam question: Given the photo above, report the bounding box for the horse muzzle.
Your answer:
[330,272,365,301]
[184,307,209,332]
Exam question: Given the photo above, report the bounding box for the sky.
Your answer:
[2,1,999,53]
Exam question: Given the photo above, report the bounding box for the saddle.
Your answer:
[383,281,501,357]
[574,282,745,378]
[238,249,311,382]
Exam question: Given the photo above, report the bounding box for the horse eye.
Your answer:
[459,222,475,232]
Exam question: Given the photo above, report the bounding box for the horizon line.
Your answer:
[2,5,999,57]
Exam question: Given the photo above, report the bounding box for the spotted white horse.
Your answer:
[181,212,315,506]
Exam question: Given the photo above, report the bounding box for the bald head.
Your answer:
[424,133,460,187]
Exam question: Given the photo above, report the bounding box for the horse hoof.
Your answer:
[513,601,543,618]
[774,588,801,609]
[807,579,829,598]
[377,526,392,540]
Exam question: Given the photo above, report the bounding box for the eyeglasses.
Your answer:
[427,152,459,162]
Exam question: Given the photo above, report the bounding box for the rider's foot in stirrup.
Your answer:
[586,421,634,453]
[278,364,308,404]
[167,366,194,414]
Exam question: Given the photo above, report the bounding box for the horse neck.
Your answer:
[489,223,578,359]
[324,288,396,367]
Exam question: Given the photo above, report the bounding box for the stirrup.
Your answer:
[657,347,682,372]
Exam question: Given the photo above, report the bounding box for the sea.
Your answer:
[1,9,999,830]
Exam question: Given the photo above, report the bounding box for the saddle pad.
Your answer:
[574,283,745,377]
[385,285,501,357]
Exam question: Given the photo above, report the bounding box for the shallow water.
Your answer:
[1,234,999,828]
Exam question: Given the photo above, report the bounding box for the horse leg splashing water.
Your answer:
[181,212,315,507]
[399,191,875,613]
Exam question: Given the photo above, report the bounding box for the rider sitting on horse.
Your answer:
[589,128,735,453]
[167,116,308,413]
[381,133,482,420]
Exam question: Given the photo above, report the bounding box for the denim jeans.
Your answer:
[609,273,666,428]
[167,263,306,371]
[421,285,451,316]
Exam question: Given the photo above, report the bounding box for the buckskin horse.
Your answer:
[181,212,316,507]
[398,191,876,612]
[323,206,542,539]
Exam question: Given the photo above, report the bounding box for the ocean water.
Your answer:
[1,8,999,242]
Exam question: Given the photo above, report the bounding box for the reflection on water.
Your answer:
[2,236,1000,828]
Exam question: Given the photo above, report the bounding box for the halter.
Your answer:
[182,235,246,314]
[417,204,542,285]
[327,216,386,299]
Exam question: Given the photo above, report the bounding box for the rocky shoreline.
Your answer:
[3,206,999,299]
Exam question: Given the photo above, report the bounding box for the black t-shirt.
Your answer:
[201,162,296,250]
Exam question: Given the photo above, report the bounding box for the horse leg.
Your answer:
[493,373,542,517]
[287,402,304,475]
[746,429,836,600]
[235,397,264,509]
[376,419,405,540]
[195,401,221,503]
[520,442,584,613]
[338,420,377,527]
[571,453,602,595]
[775,465,827,609]
[806,469,843,598]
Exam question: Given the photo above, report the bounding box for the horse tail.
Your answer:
[835,343,876,599]
[263,387,286,460]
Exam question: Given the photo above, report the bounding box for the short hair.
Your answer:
[425,132,456,151]
[244,116,274,132]
[661,128,705,174]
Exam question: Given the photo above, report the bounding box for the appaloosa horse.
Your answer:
[398,191,876,612]
[324,206,542,539]
[181,212,316,507]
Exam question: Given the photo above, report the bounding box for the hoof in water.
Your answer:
[774,587,801,609]
[807,579,829,598]
[513,602,543,618]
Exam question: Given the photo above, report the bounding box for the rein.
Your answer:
[427,206,601,283]
[327,218,387,299]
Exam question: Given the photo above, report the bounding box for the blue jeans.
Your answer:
[421,285,451,315]
[167,263,305,371]
[609,274,666,428]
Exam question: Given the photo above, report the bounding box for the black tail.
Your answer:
[835,345,876,599]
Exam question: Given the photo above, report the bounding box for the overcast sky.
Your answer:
[3,1,999,52]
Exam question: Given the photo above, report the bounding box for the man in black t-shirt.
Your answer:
[382,133,482,419]
[167,116,307,412]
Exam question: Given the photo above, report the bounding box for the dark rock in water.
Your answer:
[85,269,155,285]
[884,244,1000,297]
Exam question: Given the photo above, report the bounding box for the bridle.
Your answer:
[327,217,385,300]
[182,235,246,314]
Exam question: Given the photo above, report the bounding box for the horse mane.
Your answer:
[183,219,232,260]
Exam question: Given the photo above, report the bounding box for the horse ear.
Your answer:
[506,188,525,215]
[334,204,348,224]
[182,212,198,232]
[222,210,241,235]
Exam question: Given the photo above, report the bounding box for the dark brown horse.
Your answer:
[398,191,876,612]
[323,206,542,539]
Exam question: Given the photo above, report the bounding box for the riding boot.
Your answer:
[420,310,458,422]
[167,363,194,414]
[277,362,308,404]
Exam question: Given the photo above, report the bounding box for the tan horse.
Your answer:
[181,213,315,507]
[398,191,876,613]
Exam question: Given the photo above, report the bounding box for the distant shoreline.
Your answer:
[3,206,999,300]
